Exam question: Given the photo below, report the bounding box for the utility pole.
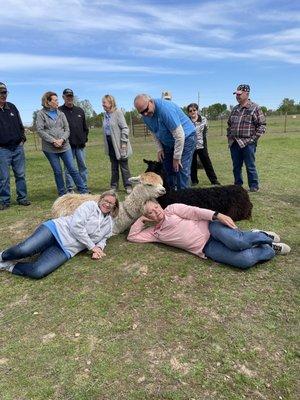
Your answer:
[197,91,200,107]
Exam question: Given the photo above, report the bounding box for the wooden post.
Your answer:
[284,112,287,133]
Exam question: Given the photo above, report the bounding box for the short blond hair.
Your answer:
[41,91,57,108]
[102,94,117,111]
[142,199,159,215]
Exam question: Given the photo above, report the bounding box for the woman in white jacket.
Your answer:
[102,94,133,194]
[0,191,119,279]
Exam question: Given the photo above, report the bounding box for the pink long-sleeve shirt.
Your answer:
[127,203,214,258]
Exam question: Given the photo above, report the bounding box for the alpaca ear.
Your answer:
[128,175,141,184]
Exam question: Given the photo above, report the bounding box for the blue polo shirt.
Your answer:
[143,99,195,147]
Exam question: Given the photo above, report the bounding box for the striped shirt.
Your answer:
[227,100,266,148]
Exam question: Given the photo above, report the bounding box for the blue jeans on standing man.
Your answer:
[230,141,259,190]
[64,147,88,192]
[203,221,275,269]
[163,133,196,190]
[44,149,88,196]
[0,144,28,205]
[1,224,68,279]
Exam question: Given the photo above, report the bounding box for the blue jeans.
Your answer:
[0,145,28,205]
[230,141,259,189]
[1,225,68,279]
[163,133,196,190]
[64,147,88,191]
[203,221,275,269]
[44,149,88,196]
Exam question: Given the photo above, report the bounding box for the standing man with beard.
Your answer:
[59,89,90,193]
[0,82,31,210]
[227,84,266,192]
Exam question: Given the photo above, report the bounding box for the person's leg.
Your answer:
[75,148,88,191]
[60,149,87,194]
[43,151,66,196]
[1,225,57,261]
[177,133,196,189]
[204,237,275,269]
[190,150,199,184]
[64,147,76,192]
[106,136,119,189]
[230,141,244,186]
[243,143,259,190]
[162,145,176,190]
[119,159,132,189]
[209,221,273,250]
[0,147,12,206]
[11,145,28,203]
[12,244,68,279]
[199,147,219,184]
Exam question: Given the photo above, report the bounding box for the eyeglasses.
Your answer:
[188,109,197,113]
[0,91,8,95]
[100,199,115,208]
[139,101,150,115]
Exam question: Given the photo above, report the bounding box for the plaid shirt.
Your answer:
[227,100,266,148]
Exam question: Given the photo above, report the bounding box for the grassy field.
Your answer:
[0,122,299,399]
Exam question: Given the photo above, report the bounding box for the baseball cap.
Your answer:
[63,88,74,96]
[0,82,7,92]
[162,91,172,100]
[233,84,250,95]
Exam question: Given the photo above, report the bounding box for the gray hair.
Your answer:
[134,93,152,105]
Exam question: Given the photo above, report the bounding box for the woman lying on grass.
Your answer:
[0,191,118,279]
[127,200,291,269]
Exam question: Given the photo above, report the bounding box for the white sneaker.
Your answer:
[0,251,3,261]
[251,229,280,243]
[272,242,291,255]
[0,260,15,272]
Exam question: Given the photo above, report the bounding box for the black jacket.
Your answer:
[59,105,89,148]
[0,102,26,147]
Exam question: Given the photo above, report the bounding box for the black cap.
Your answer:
[63,88,74,96]
[233,84,250,94]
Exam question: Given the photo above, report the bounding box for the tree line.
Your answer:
[31,97,300,130]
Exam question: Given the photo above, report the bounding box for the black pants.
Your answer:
[191,147,219,184]
[106,136,131,189]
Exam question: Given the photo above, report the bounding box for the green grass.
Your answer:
[0,122,299,399]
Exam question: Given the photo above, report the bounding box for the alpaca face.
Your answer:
[129,172,166,198]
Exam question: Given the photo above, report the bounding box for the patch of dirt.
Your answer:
[170,356,190,375]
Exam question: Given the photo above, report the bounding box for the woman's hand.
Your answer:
[216,213,237,229]
[173,158,182,172]
[157,150,164,162]
[91,246,106,260]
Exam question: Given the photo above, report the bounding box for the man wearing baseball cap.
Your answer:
[227,84,266,192]
[0,82,31,210]
[59,89,90,193]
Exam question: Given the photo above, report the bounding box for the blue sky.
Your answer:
[1,0,299,124]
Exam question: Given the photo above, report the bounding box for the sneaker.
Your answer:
[18,199,31,206]
[0,259,15,272]
[126,187,133,194]
[110,187,117,193]
[272,242,291,255]
[0,204,10,210]
[67,189,75,194]
[251,229,280,243]
[249,187,259,192]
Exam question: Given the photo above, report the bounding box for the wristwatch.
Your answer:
[212,211,219,220]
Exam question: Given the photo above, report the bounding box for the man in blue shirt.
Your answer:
[134,94,196,190]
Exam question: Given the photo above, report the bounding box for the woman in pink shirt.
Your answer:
[127,201,290,269]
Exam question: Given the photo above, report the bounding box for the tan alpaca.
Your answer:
[51,172,165,234]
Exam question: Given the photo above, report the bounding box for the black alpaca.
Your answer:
[143,159,253,221]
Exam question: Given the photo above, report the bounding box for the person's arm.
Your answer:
[69,201,98,250]
[253,106,266,140]
[168,203,214,221]
[15,106,26,143]
[150,133,164,161]
[171,125,185,160]
[35,112,56,143]
[117,110,130,143]
[127,217,159,243]
[82,110,89,142]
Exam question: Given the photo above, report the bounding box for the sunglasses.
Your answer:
[0,91,8,95]
[188,109,197,113]
[139,101,150,115]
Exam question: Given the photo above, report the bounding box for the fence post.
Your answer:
[284,112,287,133]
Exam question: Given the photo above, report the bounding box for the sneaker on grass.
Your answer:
[251,229,280,243]
[0,260,15,272]
[272,243,291,255]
